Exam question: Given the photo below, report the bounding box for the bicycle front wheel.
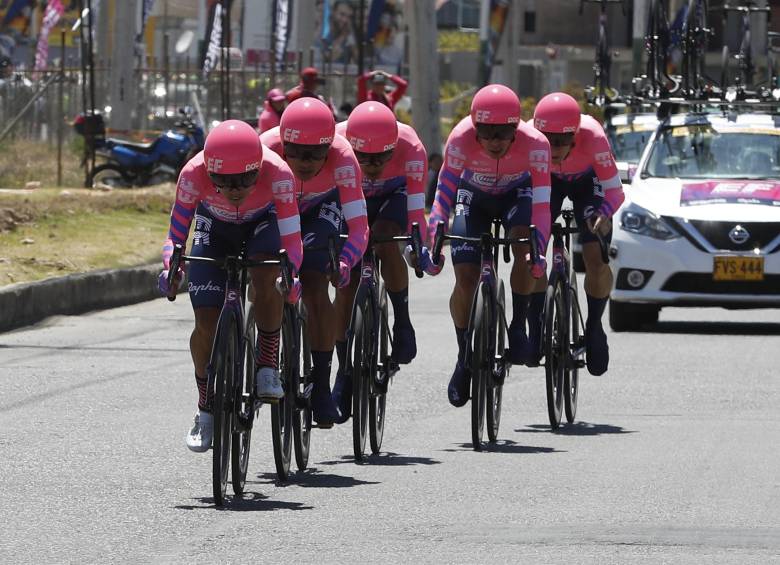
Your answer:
[544,281,565,430]
[211,310,239,506]
[470,286,489,451]
[486,281,505,443]
[350,297,372,460]
[231,303,255,496]
[369,283,388,454]
[565,272,581,424]
[271,305,295,481]
[293,301,312,471]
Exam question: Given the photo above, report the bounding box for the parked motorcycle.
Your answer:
[73,108,205,188]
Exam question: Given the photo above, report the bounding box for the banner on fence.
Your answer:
[202,0,223,76]
[34,0,64,71]
[272,0,291,68]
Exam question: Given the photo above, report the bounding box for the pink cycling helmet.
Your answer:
[470,84,521,126]
[203,120,262,174]
[280,98,335,145]
[533,93,581,134]
[266,88,286,102]
[345,101,399,153]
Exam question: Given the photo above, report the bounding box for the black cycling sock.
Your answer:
[311,349,334,388]
[388,287,411,328]
[586,294,608,329]
[528,292,545,338]
[455,327,467,363]
[511,292,529,328]
[335,340,347,371]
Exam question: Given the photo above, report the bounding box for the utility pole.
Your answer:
[110,0,139,131]
[406,0,441,154]
[633,0,646,78]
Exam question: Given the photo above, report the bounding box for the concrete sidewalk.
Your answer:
[0,264,160,333]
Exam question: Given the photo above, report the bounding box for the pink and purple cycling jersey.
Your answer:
[546,114,625,217]
[334,120,427,234]
[429,115,553,250]
[163,148,303,271]
[260,128,369,269]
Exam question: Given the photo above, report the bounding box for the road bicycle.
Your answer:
[167,244,300,504]
[681,0,714,98]
[345,224,425,461]
[541,210,609,430]
[431,220,537,451]
[580,0,625,106]
[643,0,677,97]
[717,2,771,96]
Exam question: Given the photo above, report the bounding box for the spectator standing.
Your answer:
[258,88,286,133]
[356,70,407,110]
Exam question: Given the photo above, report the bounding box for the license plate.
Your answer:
[713,256,764,281]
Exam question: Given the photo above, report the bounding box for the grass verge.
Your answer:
[0,185,174,287]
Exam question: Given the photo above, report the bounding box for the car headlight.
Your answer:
[620,204,679,240]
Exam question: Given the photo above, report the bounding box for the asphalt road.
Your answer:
[2,269,779,563]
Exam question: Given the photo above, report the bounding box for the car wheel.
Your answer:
[609,300,660,332]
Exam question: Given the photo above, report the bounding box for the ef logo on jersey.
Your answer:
[595,151,614,169]
[272,179,295,203]
[206,157,223,172]
[335,165,357,188]
[529,150,550,173]
[405,160,425,181]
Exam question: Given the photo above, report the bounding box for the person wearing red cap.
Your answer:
[285,67,327,104]
[356,70,407,110]
[257,88,286,133]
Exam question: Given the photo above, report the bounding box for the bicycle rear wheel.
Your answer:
[544,281,565,430]
[486,281,505,443]
[369,283,388,454]
[211,310,239,506]
[271,305,295,481]
[564,272,581,424]
[350,297,372,460]
[470,286,489,451]
[293,301,312,471]
[231,304,255,496]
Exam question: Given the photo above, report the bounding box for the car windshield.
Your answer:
[644,124,780,179]
[607,125,655,164]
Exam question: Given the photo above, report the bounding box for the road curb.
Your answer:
[0,264,161,334]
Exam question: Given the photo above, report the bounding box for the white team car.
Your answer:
[609,111,780,331]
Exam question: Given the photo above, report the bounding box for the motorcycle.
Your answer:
[73,108,205,188]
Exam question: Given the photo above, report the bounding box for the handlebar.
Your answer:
[166,243,292,301]
[430,221,541,266]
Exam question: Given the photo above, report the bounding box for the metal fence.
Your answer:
[0,59,360,145]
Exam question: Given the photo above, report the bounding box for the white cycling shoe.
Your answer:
[256,366,284,403]
[185,410,213,453]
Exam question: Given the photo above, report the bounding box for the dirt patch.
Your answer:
[0,207,33,232]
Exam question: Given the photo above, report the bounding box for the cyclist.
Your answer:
[261,98,369,427]
[427,84,552,407]
[531,92,625,375]
[330,100,435,421]
[158,120,303,452]
[258,88,286,133]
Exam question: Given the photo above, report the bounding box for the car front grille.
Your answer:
[687,220,780,252]
[661,272,780,295]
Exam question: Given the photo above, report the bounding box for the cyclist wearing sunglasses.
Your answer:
[261,98,369,427]
[531,92,624,375]
[427,84,552,407]
[328,101,435,421]
[158,120,303,452]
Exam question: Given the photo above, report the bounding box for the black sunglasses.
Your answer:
[545,133,576,148]
[209,170,259,190]
[284,142,330,161]
[475,123,517,141]
[354,149,394,166]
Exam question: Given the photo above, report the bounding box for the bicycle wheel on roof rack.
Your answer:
[683,0,709,97]
[645,0,671,96]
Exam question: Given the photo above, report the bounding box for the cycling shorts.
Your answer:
[551,171,612,245]
[188,204,280,309]
[450,183,532,265]
[301,192,344,274]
